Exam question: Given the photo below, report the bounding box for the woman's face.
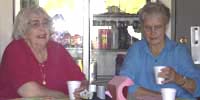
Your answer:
[142,14,167,47]
[24,14,51,47]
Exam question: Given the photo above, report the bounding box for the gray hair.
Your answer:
[12,6,53,40]
[138,2,170,25]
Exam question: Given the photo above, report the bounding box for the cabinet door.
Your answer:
[175,0,200,47]
[174,0,200,67]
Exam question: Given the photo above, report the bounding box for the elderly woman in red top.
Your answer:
[0,6,87,99]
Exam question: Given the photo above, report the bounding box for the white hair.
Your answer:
[12,6,53,40]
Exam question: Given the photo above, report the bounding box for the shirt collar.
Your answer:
[143,36,177,55]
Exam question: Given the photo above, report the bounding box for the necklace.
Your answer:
[39,63,47,85]
[26,40,48,85]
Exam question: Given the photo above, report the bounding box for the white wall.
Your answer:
[0,0,13,62]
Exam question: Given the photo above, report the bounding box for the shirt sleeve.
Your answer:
[0,42,38,97]
[119,44,140,94]
[176,45,200,97]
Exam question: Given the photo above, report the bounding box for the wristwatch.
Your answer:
[179,76,187,86]
[176,75,187,86]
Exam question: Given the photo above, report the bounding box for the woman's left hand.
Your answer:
[74,80,89,100]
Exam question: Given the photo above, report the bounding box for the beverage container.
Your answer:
[161,88,176,100]
[70,35,75,48]
[74,34,82,48]
[76,59,83,72]
[115,54,125,75]
[97,85,105,99]
[154,66,166,84]
[89,84,97,93]
[89,60,97,83]
[98,29,112,49]
[111,24,119,49]
[67,81,81,100]
[63,33,71,48]
[89,84,97,99]
[118,22,131,49]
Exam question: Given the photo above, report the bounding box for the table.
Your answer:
[127,94,193,100]
[8,94,112,100]
[7,94,191,100]
[10,97,68,100]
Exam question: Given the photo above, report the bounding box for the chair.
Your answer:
[107,76,134,100]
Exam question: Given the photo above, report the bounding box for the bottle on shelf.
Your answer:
[111,23,119,49]
[115,53,125,75]
[98,29,112,49]
[118,21,132,50]
[89,59,97,83]
[76,58,83,72]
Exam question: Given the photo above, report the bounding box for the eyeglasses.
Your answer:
[28,19,51,29]
[143,25,165,32]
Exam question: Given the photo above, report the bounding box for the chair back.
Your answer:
[108,76,134,100]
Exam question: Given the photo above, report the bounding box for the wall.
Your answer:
[0,0,13,62]
[159,0,172,39]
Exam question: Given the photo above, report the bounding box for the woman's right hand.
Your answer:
[74,80,89,100]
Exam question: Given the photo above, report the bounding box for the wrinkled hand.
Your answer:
[158,67,177,84]
[74,80,89,100]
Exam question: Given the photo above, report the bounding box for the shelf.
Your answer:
[65,48,83,59]
[93,12,138,18]
[93,12,139,26]
[92,49,127,53]
[66,47,83,50]
[92,75,114,86]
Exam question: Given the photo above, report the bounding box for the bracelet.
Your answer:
[179,76,187,86]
